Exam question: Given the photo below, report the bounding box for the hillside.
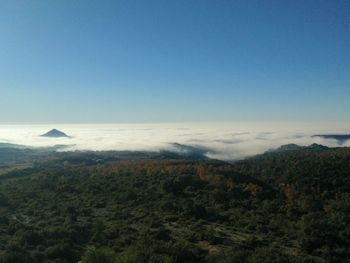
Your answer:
[0,147,349,262]
[312,134,350,144]
[41,129,70,138]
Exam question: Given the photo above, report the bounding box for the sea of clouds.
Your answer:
[0,122,350,160]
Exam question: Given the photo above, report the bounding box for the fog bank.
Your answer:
[1,122,349,160]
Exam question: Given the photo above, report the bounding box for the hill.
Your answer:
[41,129,70,138]
[268,143,330,153]
[0,146,349,262]
[312,134,350,144]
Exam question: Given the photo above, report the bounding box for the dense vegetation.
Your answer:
[0,145,349,262]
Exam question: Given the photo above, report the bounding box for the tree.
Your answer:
[81,246,117,263]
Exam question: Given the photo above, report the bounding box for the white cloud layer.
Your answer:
[0,122,350,160]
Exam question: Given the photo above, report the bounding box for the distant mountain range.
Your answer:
[312,134,350,144]
[170,143,210,156]
[0,143,31,149]
[0,140,346,164]
[268,143,331,153]
[41,129,70,138]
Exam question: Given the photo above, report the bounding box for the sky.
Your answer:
[0,0,349,123]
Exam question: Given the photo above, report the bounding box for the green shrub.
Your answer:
[81,246,117,263]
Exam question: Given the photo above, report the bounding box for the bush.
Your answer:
[81,246,117,263]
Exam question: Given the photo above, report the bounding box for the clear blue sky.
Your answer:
[0,0,349,123]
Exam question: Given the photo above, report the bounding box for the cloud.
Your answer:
[0,122,349,160]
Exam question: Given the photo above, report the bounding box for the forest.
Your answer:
[0,145,349,262]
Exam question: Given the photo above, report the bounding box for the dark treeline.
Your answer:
[0,147,349,262]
